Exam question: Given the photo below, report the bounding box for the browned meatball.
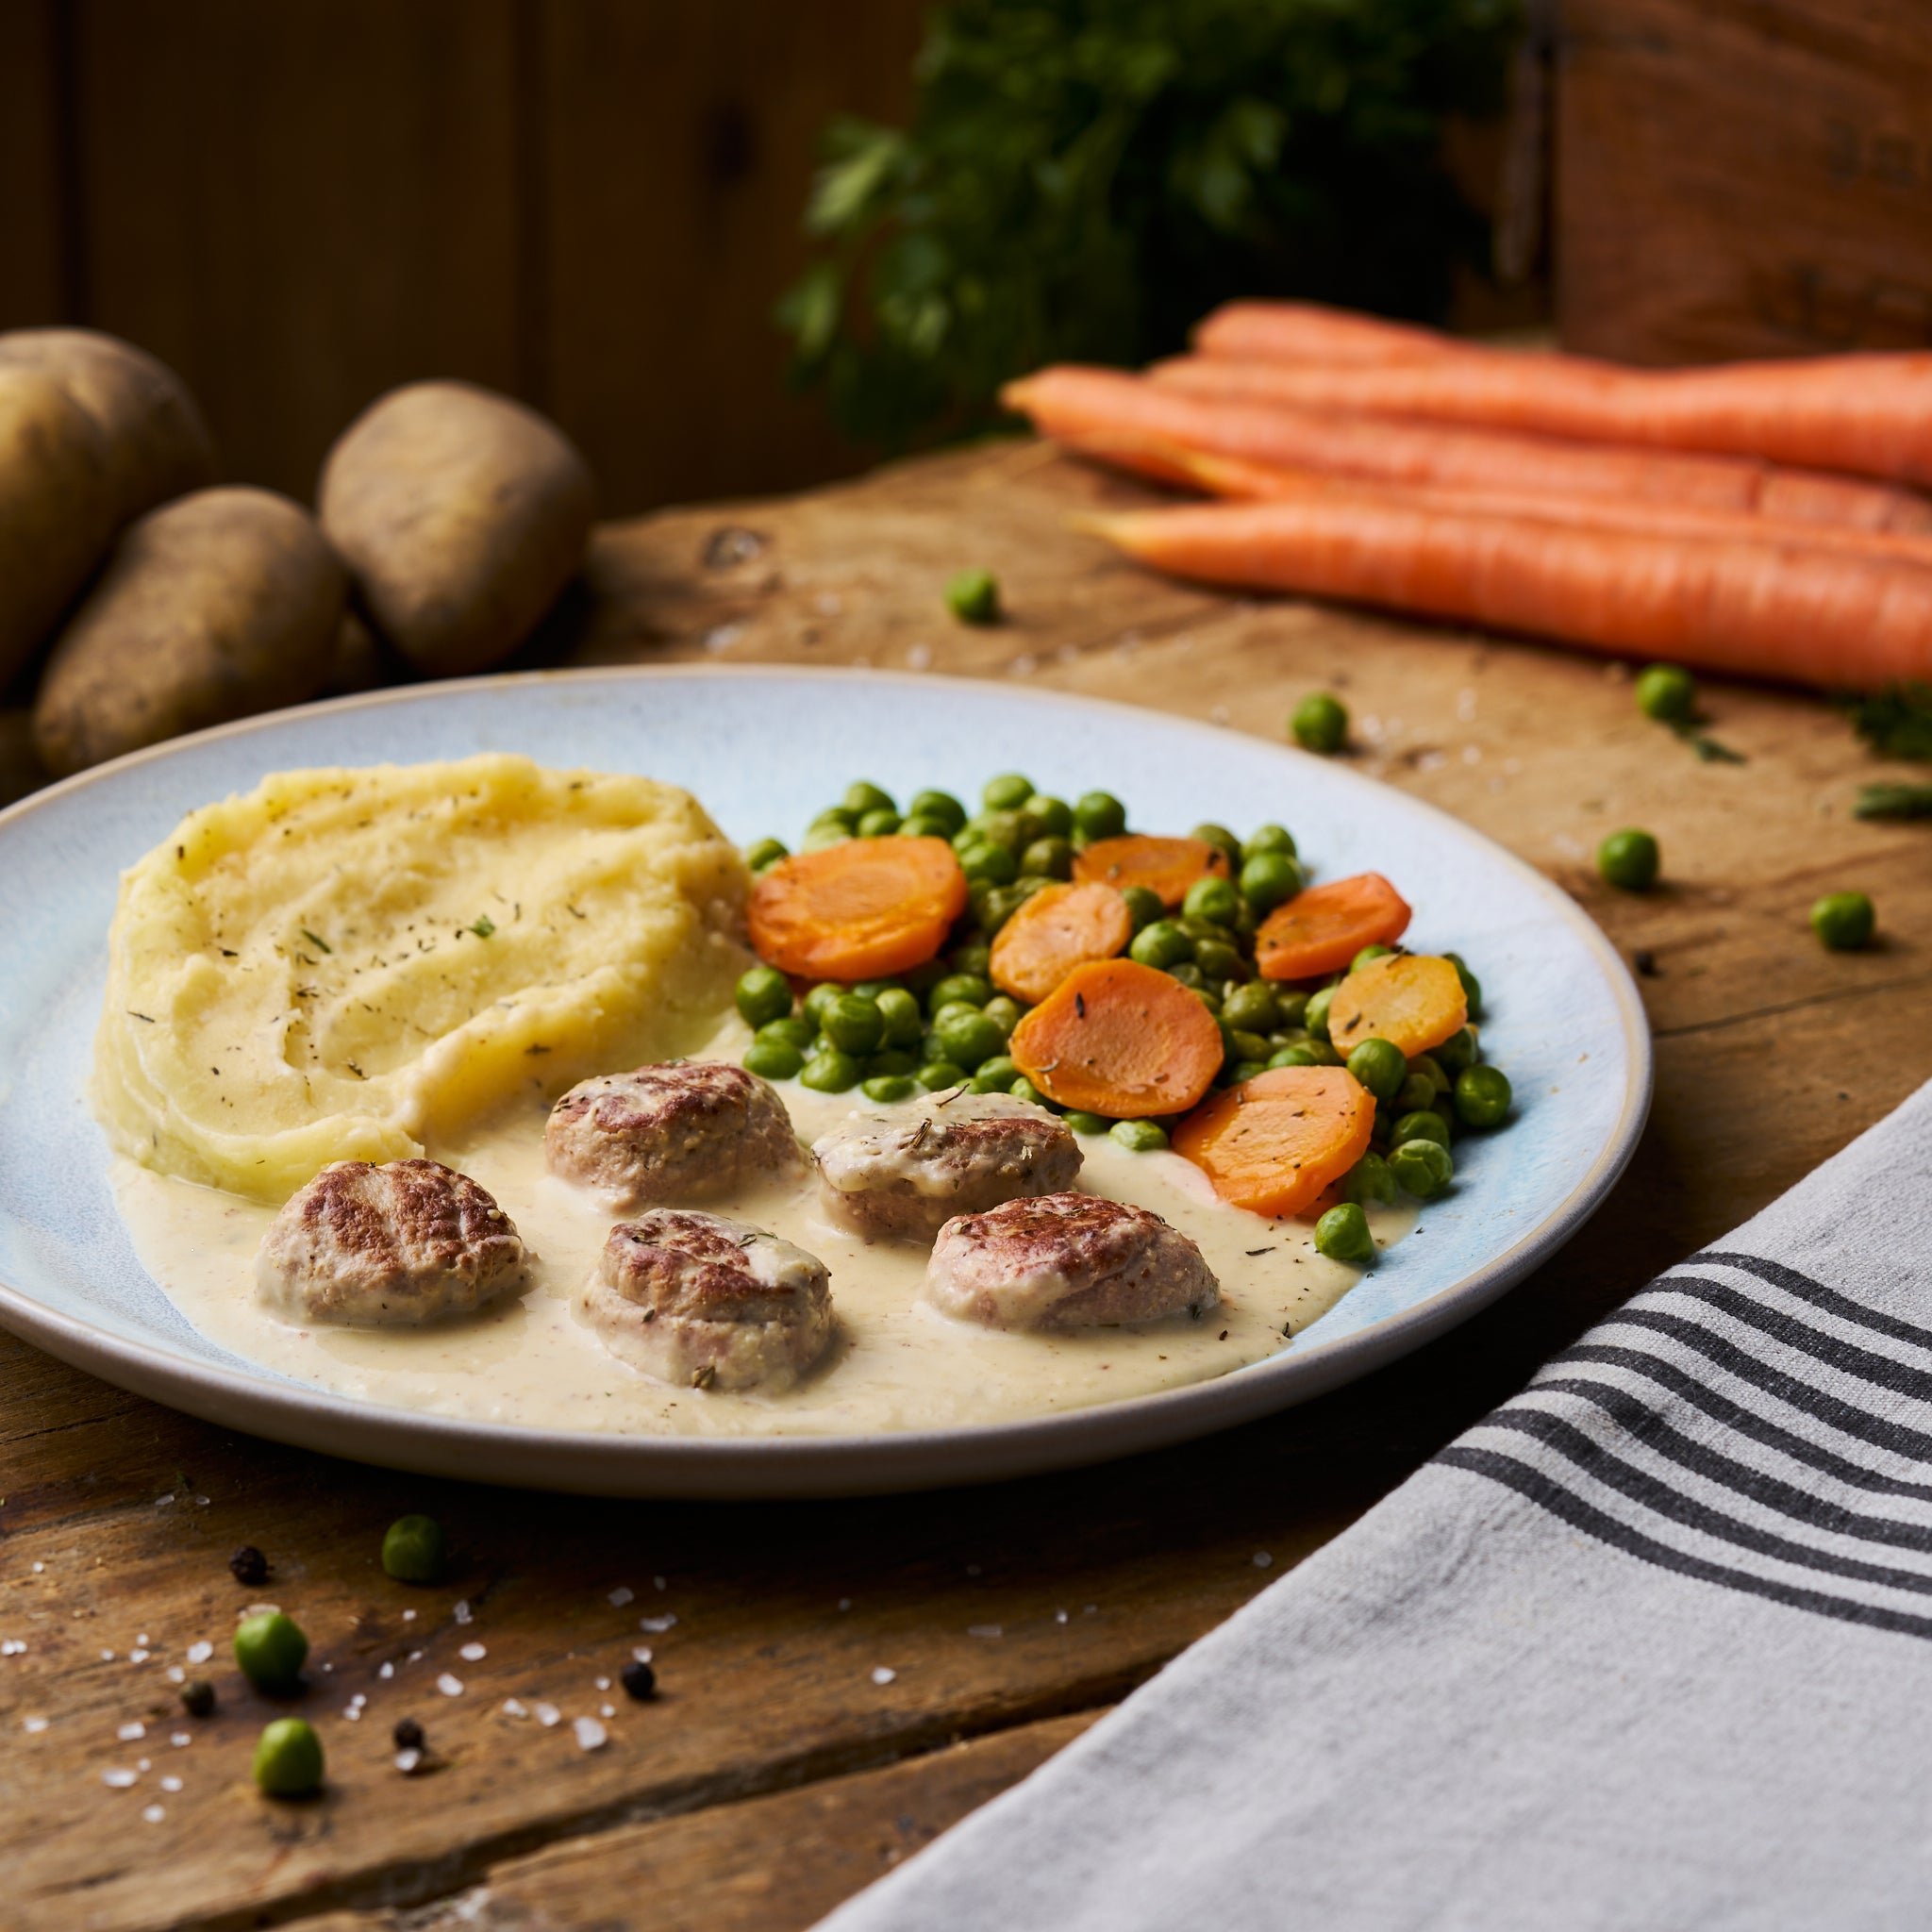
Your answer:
[579,1209,834,1392]
[255,1158,528,1326]
[924,1191,1218,1330]
[811,1091,1081,1242]
[545,1060,802,1208]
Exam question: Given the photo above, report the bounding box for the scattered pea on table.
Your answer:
[1810,891,1874,951]
[381,1513,446,1586]
[946,569,1002,625]
[1597,827,1660,892]
[234,1610,308,1695]
[254,1718,325,1799]
[1291,691,1348,755]
[1634,662,1696,724]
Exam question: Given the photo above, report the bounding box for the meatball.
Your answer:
[256,1158,528,1326]
[924,1191,1218,1330]
[580,1209,834,1392]
[811,1091,1082,1242]
[545,1060,802,1208]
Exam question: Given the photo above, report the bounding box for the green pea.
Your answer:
[735,965,794,1029]
[916,1060,969,1091]
[803,982,845,1028]
[1408,1052,1450,1095]
[1314,1201,1376,1265]
[1191,824,1242,871]
[1177,915,1229,945]
[1301,1039,1342,1067]
[908,789,966,835]
[743,837,789,874]
[947,942,992,978]
[1110,1118,1169,1153]
[1063,1110,1111,1135]
[1220,980,1282,1033]
[757,1016,817,1056]
[1183,874,1241,926]
[1129,920,1193,969]
[843,780,896,818]
[972,807,1044,853]
[1634,662,1696,724]
[254,1717,325,1798]
[1346,1037,1407,1101]
[1021,836,1074,880]
[1239,851,1301,915]
[1241,824,1297,862]
[1434,1025,1477,1073]
[866,1048,918,1077]
[936,1009,1008,1071]
[1223,1026,1272,1066]
[1304,986,1336,1041]
[849,977,902,1001]
[870,987,924,1048]
[1454,1064,1513,1128]
[1350,943,1394,972]
[1274,990,1310,1028]
[1343,1151,1398,1206]
[958,841,1018,887]
[1167,960,1208,992]
[1074,791,1128,841]
[802,817,853,851]
[1393,1073,1440,1116]
[863,1074,918,1103]
[234,1610,308,1694]
[1228,1058,1269,1085]
[1025,794,1074,838]
[982,772,1034,811]
[1291,691,1348,755]
[967,1053,1021,1092]
[812,805,858,834]
[1119,885,1165,930]
[380,1513,445,1585]
[928,974,991,1014]
[947,569,1001,625]
[1268,1044,1319,1069]
[801,1048,863,1092]
[901,958,950,997]
[743,1039,804,1081]
[857,807,902,838]
[1442,951,1482,1016]
[1009,1076,1052,1108]
[974,884,1031,935]
[1393,1108,1451,1148]
[895,814,948,840]
[1391,1138,1455,1199]
[1193,939,1245,985]
[1810,891,1874,951]
[821,993,886,1055]
[982,995,1024,1038]
[1598,827,1660,892]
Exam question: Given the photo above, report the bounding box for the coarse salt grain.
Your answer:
[459,1642,486,1662]
[608,1587,634,1607]
[1,1640,24,1656]
[99,1649,115,1661]
[341,1707,362,1722]
[31,1562,43,1573]
[379,1661,395,1680]
[395,1748,423,1774]
[638,1613,676,1634]
[600,1704,615,1719]
[138,1757,150,1771]
[102,1768,137,1789]
[170,1733,190,1748]
[402,1609,417,1622]
[186,1641,212,1664]
[593,1674,610,1690]
[128,1648,149,1663]
[1054,1609,1069,1624]
[160,1775,182,1792]
[653,1576,666,1591]
[967,1624,1003,1640]
[23,1716,47,1734]
[165,1666,185,1684]
[535,1702,561,1727]
[1252,1551,1274,1570]
[408,1649,424,1663]
[117,1722,144,1741]
[632,1646,653,1665]
[906,643,933,672]
[137,1633,149,1645]
[454,1601,473,1625]
[142,1805,164,1824]
[573,1716,608,1751]
[436,1673,464,1698]
[872,1667,896,1686]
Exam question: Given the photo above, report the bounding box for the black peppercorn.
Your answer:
[392,1716,425,1751]
[180,1678,216,1717]
[228,1544,270,1587]
[620,1659,657,1701]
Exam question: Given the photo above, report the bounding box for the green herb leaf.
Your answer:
[299,928,333,955]
[1854,782,1932,821]
[467,915,497,939]
[1842,683,1932,762]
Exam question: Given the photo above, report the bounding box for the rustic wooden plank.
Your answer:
[1557,0,1932,361]
[539,0,923,514]
[70,0,523,497]
[0,0,66,328]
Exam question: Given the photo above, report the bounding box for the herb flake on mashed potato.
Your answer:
[95,754,749,1200]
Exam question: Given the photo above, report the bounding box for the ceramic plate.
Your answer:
[0,668,1649,1496]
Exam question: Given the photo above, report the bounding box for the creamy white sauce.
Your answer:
[110,1020,1412,1438]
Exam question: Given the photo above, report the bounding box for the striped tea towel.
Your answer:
[819,1078,1932,1931]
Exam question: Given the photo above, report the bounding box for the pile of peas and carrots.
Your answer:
[733,774,1514,1267]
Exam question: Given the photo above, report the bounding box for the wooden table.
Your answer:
[5,441,1928,1931]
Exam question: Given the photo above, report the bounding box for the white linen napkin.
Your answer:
[819,1079,1932,1930]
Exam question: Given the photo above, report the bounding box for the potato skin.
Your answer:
[33,487,345,777]
[318,380,593,676]
[0,328,216,529]
[0,365,119,693]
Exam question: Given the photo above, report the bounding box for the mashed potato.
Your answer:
[95,755,749,1200]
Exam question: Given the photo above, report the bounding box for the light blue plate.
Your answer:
[0,668,1649,1496]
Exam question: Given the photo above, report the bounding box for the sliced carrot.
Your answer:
[989,879,1133,1006]
[1256,874,1412,982]
[1009,958,1224,1119]
[1326,954,1468,1058]
[748,836,967,982]
[1072,834,1228,908]
[1173,1066,1376,1218]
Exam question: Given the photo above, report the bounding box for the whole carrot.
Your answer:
[1152,351,1932,489]
[1084,494,1932,690]
[1004,367,1932,534]
[1193,301,1456,365]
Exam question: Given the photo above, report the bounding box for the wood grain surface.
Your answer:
[3,441,1927,1930]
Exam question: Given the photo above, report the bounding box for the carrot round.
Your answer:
[1072,833,1228,908]
[1326,954,1468,1058]
[989,879,1133,1006]
[748,836,967,982]
[1004,365,1932,535]
[1153,350,1932,490]
[1256,874,1412,983]
[1008,958,1224,1119]
[1085,495,1932,691]
[1173,1065,1376,1218]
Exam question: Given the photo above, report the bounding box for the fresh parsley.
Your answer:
[1842,683,1932,763]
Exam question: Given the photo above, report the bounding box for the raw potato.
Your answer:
[0,328,216,528]
[318,380,594,676]
[0,364,117,691]
[33,487,345,777]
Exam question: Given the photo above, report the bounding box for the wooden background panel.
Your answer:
[0,0,67,327]
[540,0,922,513]
[1557,0,1932,362]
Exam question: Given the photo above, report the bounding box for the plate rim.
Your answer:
[0,663,1653,1495]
